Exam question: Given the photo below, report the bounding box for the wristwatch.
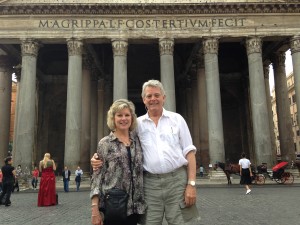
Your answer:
[187,180,196,187]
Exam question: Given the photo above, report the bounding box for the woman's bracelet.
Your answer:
[91,204,98,207]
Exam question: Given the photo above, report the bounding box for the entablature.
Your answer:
[0,1,300,15]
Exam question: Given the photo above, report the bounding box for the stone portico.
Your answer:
[0,0,299,173]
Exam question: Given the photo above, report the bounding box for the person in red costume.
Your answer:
[38,153,57,207]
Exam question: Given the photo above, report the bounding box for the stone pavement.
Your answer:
[1,177,299,225]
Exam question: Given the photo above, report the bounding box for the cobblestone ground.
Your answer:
[1,184,299,225]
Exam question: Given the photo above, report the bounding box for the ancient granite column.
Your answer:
[80,49,91,171]
[191,65,200,151]
[90,67,98,158]
[64,39,83,171]
[103,78,113,135]
[0,55,13,161]
[246,37,273,166]
[185,77,193,130]
[291,36,300,137]
[14,40,40,169]
[112,39,128,100]
[196,51,209,166]
[263,61,277,162]
[272,52,295,162]
[203,38,225,164]
[159,38,176,111]
[97,78,104,140]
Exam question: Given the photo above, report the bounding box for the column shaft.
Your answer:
[196,52,209,167]
[263,61,277,163]
[14,40,39,169]
[246,37,273,166]
[159,38,176,111]
[90,69,98,159]
[97,78,104,140]
[80,50,91,172]
[64,39,83,171]
[291,37,300,157]
[191,67,200,152]
[272,52,295,161]
[203,38,225,164]
[0,56,13,161]
[112,39,128,100]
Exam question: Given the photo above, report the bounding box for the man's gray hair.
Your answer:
[141,79,166,98]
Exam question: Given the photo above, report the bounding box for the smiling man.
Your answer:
[136,80,199,225]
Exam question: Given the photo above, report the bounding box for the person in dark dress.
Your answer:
[0,157,16,206]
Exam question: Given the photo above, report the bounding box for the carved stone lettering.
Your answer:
[38,18,246,30]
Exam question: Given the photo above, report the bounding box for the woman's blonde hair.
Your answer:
[107,99,137,131]
[42,153,51,168]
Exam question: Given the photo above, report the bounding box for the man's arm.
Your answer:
[185,150,197,207]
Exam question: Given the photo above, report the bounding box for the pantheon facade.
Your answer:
[0,0,299,173]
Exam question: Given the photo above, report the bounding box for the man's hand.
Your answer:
[91,153,103,171]
[184,185,196,207]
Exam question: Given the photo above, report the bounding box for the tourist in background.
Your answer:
[62,166,71,192]
[38,153,57,206]
[0,157,16,206]
[74,166,83,192]
[31,166,39,190]
[239,152,253,194]
[12,164,21,192]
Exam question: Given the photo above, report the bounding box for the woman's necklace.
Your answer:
[115,132,131,146]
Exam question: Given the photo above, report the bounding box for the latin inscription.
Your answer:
[39,18,246,29]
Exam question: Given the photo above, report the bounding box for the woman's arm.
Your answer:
[39,161,43,172]
[52,160,56,171]
[91,196,103,225]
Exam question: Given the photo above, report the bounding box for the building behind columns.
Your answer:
[0,0,299,173]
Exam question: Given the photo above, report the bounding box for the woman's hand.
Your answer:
[91,205,103,225]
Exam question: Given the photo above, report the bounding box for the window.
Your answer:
[297,130,300,136]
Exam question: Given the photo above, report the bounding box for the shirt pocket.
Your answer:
[160,126,180,147]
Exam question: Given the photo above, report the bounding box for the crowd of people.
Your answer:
[0,152,85,207]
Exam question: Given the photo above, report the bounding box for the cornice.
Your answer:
[0,3,299,15]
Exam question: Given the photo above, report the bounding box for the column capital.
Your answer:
[263,60,271,79]
[271,51,286,70]
[290,36,300,54]
[159,38,174,56]
[82,48,93,70]
[67,39,83,56]
[195,49,204,69]
[111,39,128,56]
[21,40,40,57]
[245,37,262,55]
[203,38,219,55]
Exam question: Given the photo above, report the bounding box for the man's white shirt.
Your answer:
[136,108,196,174]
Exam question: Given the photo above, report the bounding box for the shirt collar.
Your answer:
[143,108,170,121]
[108,131,135,142]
